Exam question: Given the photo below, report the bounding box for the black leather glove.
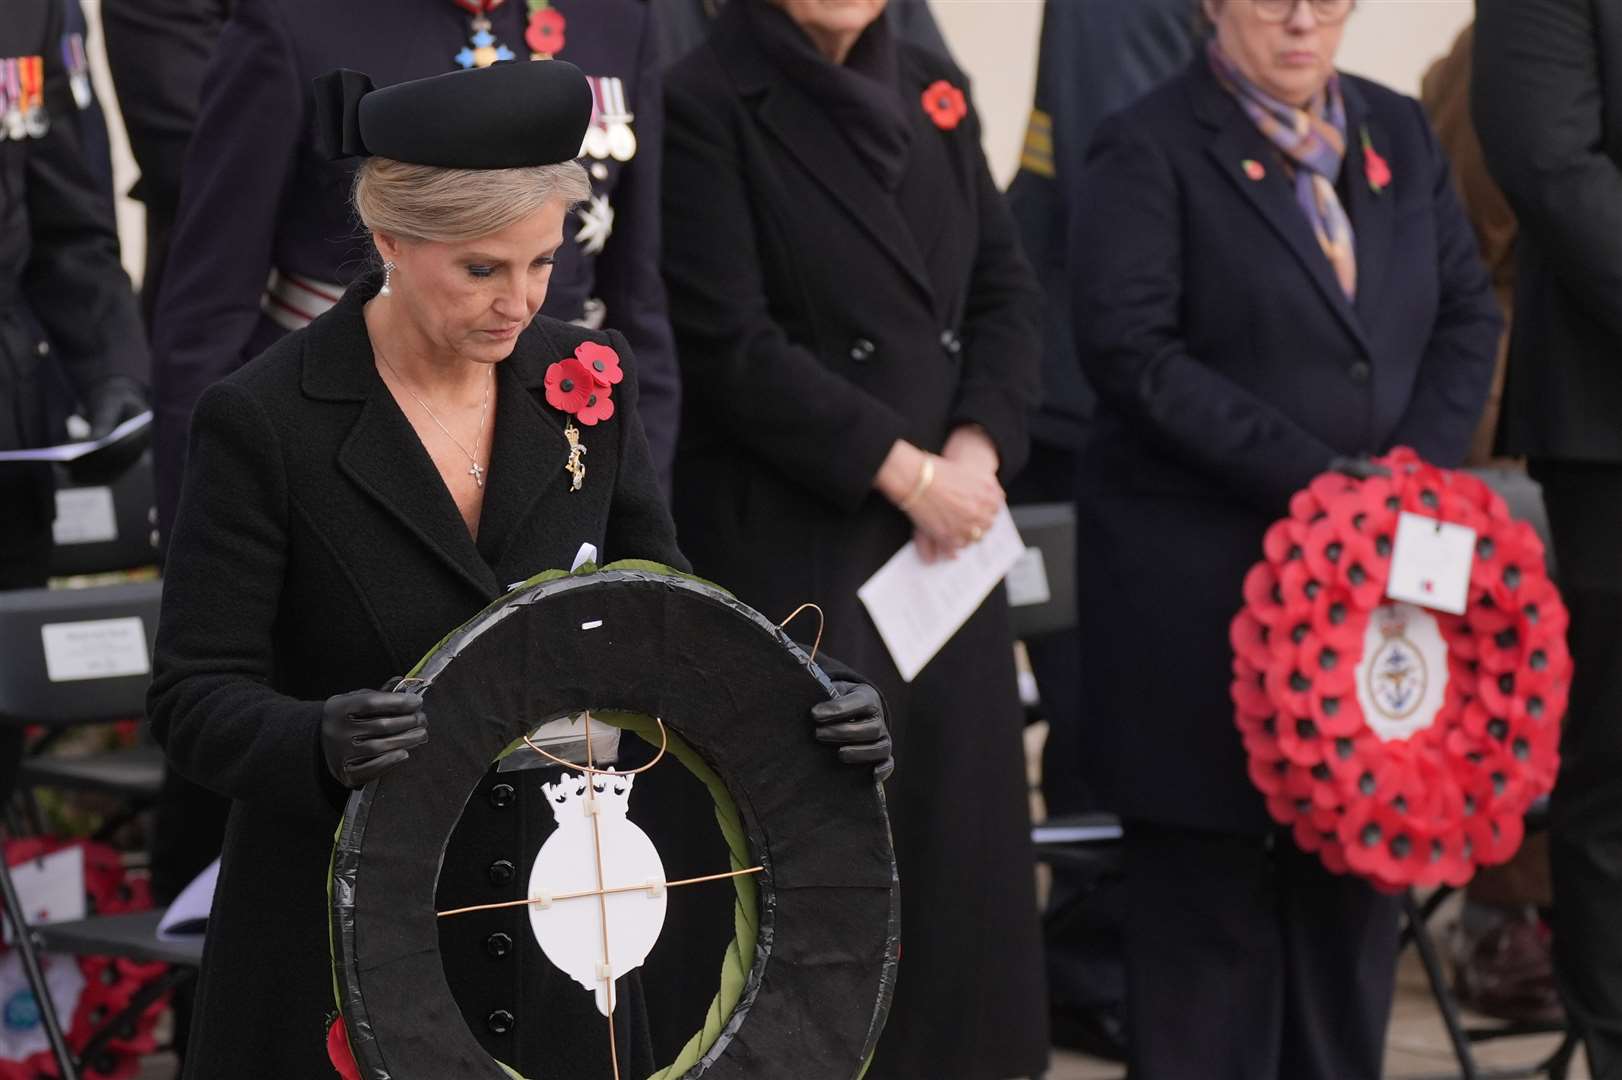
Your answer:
[810,680,895,782]
[1328,455,1392,481]
[320,688,428,789]
[84,375,148,440]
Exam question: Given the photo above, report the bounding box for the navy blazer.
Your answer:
[1070,56,1500,832]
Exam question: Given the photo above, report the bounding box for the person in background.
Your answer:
[1,0,149,776]
[1474,1,1622,1070]
[100,0,233,326]
[1004,0,1196,1058]
[661,1,1046,1076]
[651,0,950,68]
[1074,0,1500,1075]
[1420,22,1561,1029]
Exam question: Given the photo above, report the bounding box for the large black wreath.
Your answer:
[329,563,900,1079]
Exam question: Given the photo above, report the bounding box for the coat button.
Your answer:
[487,1010,515,1035]
[1349,361,1371,384]
[486,932,513,959]
[848,338,876,363]
[488,859,516,886]
[489,783,515,809]
[939,330,963,357]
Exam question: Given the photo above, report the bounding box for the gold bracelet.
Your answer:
[898,455,936,512]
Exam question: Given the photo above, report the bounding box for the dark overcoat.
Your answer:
[147,277,682,1079]
[1071,57,1501,835]
[151,0,680,538]
[660,6,1048,1077]
[0,0,146,561]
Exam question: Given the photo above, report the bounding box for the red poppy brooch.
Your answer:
[327,1015,361,1080]
[922,79,967,131]
[525,1,566,56]
[1362,126,1391,194]
[1231,448,1571,892]
[544,341,623,491]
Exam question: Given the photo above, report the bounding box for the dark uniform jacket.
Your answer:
[1474,0,1622,463]
[1072,56,1501,832]
[661,5,1047,1077]
[1,0,147,561]
[147,277,682,1079]
[151,0,679,537]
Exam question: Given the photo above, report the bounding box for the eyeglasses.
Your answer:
[1253,0,1355,25]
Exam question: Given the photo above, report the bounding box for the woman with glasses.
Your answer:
[1072,1,1500,1076]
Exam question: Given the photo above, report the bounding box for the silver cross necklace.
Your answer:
[376,348,492,488]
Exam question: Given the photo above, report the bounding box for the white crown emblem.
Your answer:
[542,768,635,821]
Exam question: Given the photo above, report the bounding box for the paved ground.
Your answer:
[1046,946,1585,1079]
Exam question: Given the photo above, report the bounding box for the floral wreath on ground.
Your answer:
[1230,448,1572,892]
[0,839,166,1080]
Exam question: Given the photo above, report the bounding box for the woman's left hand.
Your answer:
[810,681,895,782]
[940,424,1000,476]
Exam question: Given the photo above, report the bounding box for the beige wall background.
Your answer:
[83,0,1477,274]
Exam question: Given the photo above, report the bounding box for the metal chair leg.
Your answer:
[1404,890,1483,1080]
[0,858,78,1079]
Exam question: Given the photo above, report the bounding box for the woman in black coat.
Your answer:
[1072,1,1501,1076]
[146,62,889,1080]
[661,2,1047,1076]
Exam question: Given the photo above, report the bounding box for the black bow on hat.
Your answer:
[313,61,593,168]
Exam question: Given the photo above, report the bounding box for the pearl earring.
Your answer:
[380,260,397,297]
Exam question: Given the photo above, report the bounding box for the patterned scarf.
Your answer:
[1208,39,1357,298]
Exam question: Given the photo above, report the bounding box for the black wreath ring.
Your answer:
[329,565,900,1079]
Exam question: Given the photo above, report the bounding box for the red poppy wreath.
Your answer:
[1230,448,1571,892]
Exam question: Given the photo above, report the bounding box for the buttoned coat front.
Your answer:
[660,6,1048,1077]
[147,279,682,1079]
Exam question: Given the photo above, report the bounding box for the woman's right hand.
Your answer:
[320,688,429,789]
[876,440,1004,561]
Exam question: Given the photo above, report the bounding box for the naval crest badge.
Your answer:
[1356,602,1449,743]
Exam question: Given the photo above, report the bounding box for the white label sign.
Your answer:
[1005,547,1052,609]
[1355,603,1451,743]
[51,487,117,546]
[40,617,150,682]
[2,849,86,945]
[1386,511,1476,616]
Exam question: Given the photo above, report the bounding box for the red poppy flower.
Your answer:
[574,340,623,387]
[921,79,967,131]
[544,357,594,414]
[1364,142,1392,194]
[574,384,615,425]
[526,6,566,55]
[328,1016,362,1080]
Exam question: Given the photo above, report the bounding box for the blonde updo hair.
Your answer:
[354,156,592,244]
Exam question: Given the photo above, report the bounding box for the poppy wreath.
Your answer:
[0,839,166,1080]
[1230,448,1572,892]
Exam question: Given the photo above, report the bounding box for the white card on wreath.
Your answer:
[1386,511,1475,616]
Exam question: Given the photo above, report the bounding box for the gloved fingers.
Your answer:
[814,716,888,745]
[342,748,413,787]
[835,739,892,766]
[349,724,429,757]
[811,682,881,724]
[348,710,427,739]
[343,691,424,718]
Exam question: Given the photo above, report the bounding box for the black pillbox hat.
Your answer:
[313,61,592,168]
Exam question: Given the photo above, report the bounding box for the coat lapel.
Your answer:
[304,283,501,599]
[476,324,574,582]
[1343,83,1395,328]
[1192,63,1372,356]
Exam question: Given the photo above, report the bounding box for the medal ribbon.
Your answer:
[449,0,505,14]
[18,57,43,113]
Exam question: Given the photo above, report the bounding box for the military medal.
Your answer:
[18,57,48,139]
[62,34,92,110]
[581,76,636,163]
[451,0,516,68]
[1,60,25,142]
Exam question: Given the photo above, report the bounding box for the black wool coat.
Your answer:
[1474,0,1622,462]
[661,6,1048,1078]
[1071,56,1501,834]
[147,278,683,1079]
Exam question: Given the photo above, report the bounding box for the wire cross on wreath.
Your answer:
[436,709,764,1080]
